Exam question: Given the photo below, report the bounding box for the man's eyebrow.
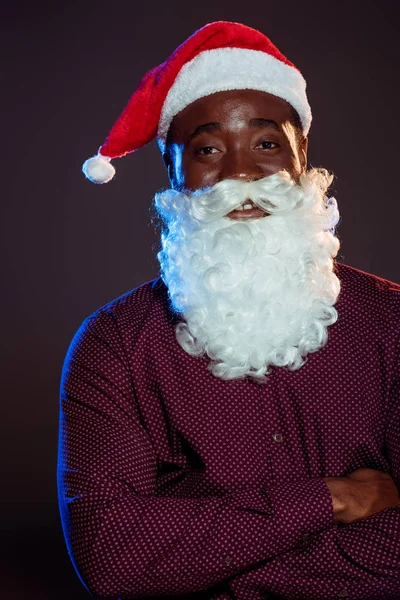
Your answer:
[187,122,222,143]
[186,118,280,144]
[249,118,280,131]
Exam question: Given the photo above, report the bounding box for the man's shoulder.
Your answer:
[62,279,171,391]
[335,261,400,320]
[88,277,166,316]
[79,277,170,337]
[335,261,400,294]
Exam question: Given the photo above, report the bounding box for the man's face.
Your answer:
[162,88,308,219]
[155,91,340,381]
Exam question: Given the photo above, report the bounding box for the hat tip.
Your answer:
[82,153,116,184]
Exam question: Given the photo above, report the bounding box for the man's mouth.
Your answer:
[226,199,268,220]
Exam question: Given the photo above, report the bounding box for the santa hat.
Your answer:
[82,20,311,184]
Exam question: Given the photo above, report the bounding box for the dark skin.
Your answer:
[162,89,307,219]
[162,88,400,523]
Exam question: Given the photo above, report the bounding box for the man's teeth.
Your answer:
[236,202,255,211]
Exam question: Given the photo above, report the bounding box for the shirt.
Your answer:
[57,261,400,600]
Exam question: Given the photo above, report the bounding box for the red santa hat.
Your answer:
[82,20,311,184]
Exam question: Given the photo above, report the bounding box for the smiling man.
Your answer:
[156,88,338,382]
[58,21,400,600]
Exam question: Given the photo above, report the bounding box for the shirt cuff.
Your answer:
[266,477,334,554]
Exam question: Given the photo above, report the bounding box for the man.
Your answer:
[58,21,400,600]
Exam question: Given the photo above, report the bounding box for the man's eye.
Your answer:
[196,146,219,155]
[257,141,278,150]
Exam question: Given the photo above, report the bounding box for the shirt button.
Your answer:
[272,432,283,443]
[224,555,232,565]
[338,589,348,599]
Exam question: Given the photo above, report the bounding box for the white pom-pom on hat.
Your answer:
[82,150,116,184]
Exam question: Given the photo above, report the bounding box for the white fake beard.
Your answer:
[153,168,341,381]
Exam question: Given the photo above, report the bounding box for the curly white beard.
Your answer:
[154,168,341,381]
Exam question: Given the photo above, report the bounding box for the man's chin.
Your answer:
[156,167,341,380]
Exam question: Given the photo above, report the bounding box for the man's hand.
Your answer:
[323,468,400,525]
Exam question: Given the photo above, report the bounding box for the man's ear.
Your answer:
[162,151,177,189]
[299,136,308,172]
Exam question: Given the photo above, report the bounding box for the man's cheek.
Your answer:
[182,163,220,191]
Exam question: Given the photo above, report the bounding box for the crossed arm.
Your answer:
[228,486,400,600]
[227,379,400,600]
[57,315,400,599]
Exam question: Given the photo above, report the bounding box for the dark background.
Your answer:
[2,1,400,597]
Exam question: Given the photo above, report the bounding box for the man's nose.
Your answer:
[218,151,265,182]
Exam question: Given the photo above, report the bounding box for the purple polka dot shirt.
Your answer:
[57,262,400,599]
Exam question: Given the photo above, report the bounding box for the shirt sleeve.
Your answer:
[57,311,334,599]
[227,378,400,600]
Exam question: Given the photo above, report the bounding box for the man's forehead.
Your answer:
[169,89,294,141]
[187,118,281,143]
